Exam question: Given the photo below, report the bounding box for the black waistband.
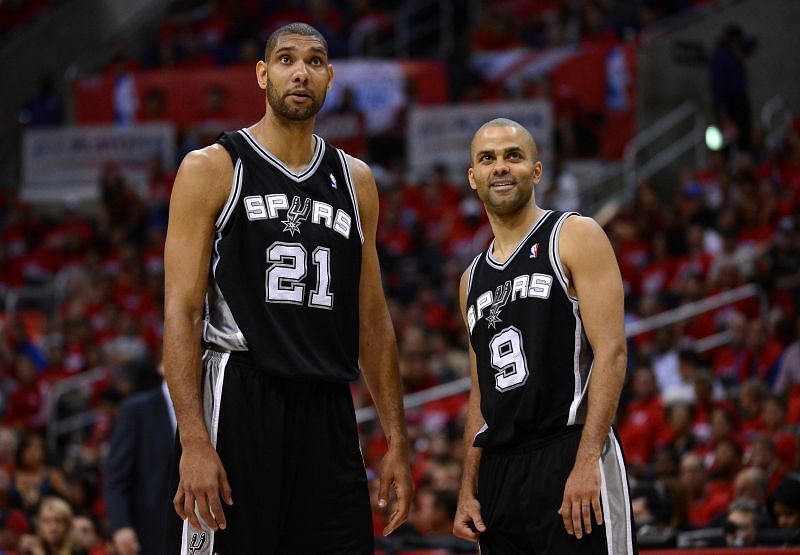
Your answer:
[482,425,584,456]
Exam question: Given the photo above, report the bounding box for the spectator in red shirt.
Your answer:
[737,379,766,446]
[761,395,797,470]
[712,311,748,387]
[739,319,784,385]
[680,451,732,528]
[3,355,48,431]
[656,401,697,461]
[619,366,668,472]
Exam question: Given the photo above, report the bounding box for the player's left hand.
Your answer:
[558,460,603,539]
[378,442,413,536]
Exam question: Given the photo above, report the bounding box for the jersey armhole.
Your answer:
[214,157,243,232]
[466,252,482,298]
[548,211,580,302]
[336,149,365,244]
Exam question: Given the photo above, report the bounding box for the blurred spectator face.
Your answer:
[762,397,786,430]
[631,367,656,400]
[0,427,19,466]
[745,320,767,350]
[653,448,678,479]
[713,440,741,477]
[19,434,45,469]
[38,498,72,549]
[680,453,706,495]
[725,507,757,547]
[750,438,776,470]
[710,408,734,443]
[733,467,767,504]
[668,402,692,435]
[72,516,100,549]
[14,355,37,387]
[773,500,800,529]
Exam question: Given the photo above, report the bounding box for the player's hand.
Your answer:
[174,440,233,532]
[558,459,602,539]
[377,442,413,536]
[112,527,140,555]
[453,495,485,541]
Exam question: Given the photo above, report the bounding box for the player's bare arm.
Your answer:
[164,145,234,532]
[348,155,413,536]
[453,269,488,542]
[557,215,627,539]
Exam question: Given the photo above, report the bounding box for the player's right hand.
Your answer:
[453,496,486,542]
[174,440,233,532]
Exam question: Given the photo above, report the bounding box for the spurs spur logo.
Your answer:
[281,196,311,237]
[188,531,206,554]
[486,280,511,329]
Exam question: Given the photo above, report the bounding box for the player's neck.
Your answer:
[489,205,546,261]
[249,114,317,171]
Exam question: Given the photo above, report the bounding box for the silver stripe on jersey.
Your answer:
[215,158,243,231]
[599,432,635,555]
[203,232,248,351]
[548,211,579,301]
[238,128,324,182]
[466,253,482,297]
[548,212,589,427]
[336,149,365,244]
[485,210,552,270]
[180,351,229,555]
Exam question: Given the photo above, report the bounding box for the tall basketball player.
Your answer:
[452,119,636,554]
[163,23,412,554]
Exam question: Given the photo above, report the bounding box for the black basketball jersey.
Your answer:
[203,128,363,382]
[465,210,593,451]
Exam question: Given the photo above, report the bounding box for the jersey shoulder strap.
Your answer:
[214,131,240,163]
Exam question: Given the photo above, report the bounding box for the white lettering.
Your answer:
[333,209,351,238]
[467,306,477,334]
[528,273,553,299]
[312,201,334,228]
[476,291,493,320]
[244,195,267,220]
[266,194,289,218]
[511,275,529,301]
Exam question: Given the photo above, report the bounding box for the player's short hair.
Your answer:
[264,23,328,60]
[471,118,538,162]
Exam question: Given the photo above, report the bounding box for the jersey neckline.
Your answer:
[485,209,553,270]
[238,128,325,183]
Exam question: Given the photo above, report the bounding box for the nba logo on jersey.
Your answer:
[530,243,540,258]
[329,173,338,189]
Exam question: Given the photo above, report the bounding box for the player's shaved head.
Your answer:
[471,118,538,163]
[264,22,328,60]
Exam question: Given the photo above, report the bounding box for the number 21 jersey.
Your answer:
[465,210,593,451]
[204,129,363,382]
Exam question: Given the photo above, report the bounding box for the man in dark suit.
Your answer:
[104,375,175,555]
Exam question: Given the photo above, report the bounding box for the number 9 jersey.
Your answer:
[465,210,594,451]
[204,129,363,382]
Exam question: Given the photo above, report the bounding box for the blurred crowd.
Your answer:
[3,0,800,553]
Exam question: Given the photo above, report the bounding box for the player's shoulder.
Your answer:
[180,143,233,175]
[342,153,374,184]
[560,214,606,242]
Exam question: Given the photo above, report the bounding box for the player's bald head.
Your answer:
[471,118,538,163]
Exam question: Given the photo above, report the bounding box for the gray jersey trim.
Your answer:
[180,351,229,555]
[202,233,248,351]
[599,432,635,554]
[215,158,243,232]
[238,128,324,183]
[336,149,365,244]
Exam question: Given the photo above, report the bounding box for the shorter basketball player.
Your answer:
[453,118,636,554]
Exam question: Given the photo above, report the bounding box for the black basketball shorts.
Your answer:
[477,427,636,555]
[167,350,373,554]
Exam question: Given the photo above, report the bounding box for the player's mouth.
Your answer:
[287,89,312,101]
[490,179,516,192]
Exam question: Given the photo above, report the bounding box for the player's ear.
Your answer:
[327,63,334,91]
[532,161,543,185]
[467,167,478,191]
[256,60,268,91]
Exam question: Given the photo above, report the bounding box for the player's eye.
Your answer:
[310,57,323,65]
[480,154,493,162]
[280,55,291,63]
